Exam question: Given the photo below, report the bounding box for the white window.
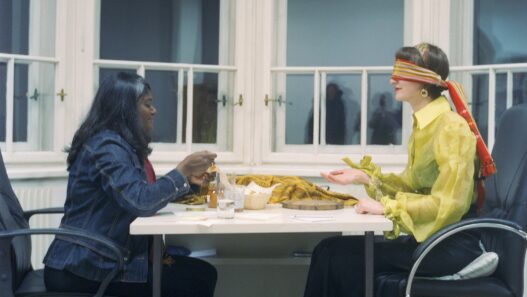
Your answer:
[471,0,527,142]
[448,0,527,149]
[94,0,242,164]
[3,0,527,178]
[0,0,63,158]
[259,0,407,171]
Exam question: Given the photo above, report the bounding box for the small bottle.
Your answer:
[207,176,218,208]
[199,177,210,196]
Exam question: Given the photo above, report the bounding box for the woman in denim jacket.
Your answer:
[44,72,217,297]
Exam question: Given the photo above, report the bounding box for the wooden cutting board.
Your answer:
[282,198,343,210]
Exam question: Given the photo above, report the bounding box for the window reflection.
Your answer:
[284,0,403,67]
[100,0,219,64]
[368,92,401,145]
[306,83,347,145]
[276,0,403,149]
[304,80,361,145]
[0,0,29,55]
[99,0,227,147]
[473,0,527,139]
[184,73,219,144]
[0,63,6,142]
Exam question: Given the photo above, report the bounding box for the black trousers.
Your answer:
[303,232,481,297]
[44,255,217,297]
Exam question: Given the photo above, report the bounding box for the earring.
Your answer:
[420,88,429,98]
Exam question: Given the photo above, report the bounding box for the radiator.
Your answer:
[15,187,60,270]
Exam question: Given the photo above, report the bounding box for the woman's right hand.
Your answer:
[320,169,370,185]
[176,150,217,180]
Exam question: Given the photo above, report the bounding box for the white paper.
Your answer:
[235,213,281,221]
[289,214,335,222]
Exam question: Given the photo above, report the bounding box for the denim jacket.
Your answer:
[44,130,190,282]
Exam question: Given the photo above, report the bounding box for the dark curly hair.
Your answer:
[66,72,152,169]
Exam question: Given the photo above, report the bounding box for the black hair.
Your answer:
[66,72,152,169]
[395,43,449,99]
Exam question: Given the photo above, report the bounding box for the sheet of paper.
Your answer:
[289,214,335,222]
[235,213,281,221]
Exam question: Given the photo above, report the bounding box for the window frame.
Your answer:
[1,0,66,171]
[257,0,410,171]
[4,0,527,180]
[91,0,244,166]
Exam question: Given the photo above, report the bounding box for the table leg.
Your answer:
[153,235,163,297]
[364,231,374,297]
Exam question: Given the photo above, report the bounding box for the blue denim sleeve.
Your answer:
[86,137,190,217]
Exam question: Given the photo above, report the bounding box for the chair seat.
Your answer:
[15,269,46,295]
[375,272,514,297]
[15,269,116,297]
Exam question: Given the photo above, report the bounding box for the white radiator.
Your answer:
[15,187,60,270]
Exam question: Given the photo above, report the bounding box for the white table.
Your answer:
[130,204,392,297]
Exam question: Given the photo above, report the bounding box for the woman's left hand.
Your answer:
[354,197,384,215]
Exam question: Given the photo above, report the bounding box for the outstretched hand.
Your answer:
[320,169,370,186]
[176,151,217,183]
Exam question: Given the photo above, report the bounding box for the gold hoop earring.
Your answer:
[420,88,429,98]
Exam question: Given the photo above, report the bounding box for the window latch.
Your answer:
[56,89,67,102]
[265,94,290,106]
[234,94,243,106]
[213,95,227,107]
[29,88,40,101]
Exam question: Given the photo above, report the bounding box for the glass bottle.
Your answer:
[207,173,218,208]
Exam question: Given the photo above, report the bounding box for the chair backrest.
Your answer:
[480,104,527,297]
[0,151,33,290]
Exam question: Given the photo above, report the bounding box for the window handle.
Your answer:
[264,94,290,106]
[214,95,227,107]
[56,89,67,102]
[29,88,40,101]
[234,94,243,106]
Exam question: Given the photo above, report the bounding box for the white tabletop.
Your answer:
[130,203,393,235]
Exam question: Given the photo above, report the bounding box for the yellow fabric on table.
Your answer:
[345,97,476,242]
[235,175,358,206]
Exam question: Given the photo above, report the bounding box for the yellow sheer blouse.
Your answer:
[347,96,476,242]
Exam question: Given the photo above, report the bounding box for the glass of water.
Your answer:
[217,199,235,219]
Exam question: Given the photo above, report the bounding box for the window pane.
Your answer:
[13,64,28,142]
[474,0,527,65]
[0,0,56,57]
[494,73,507,132]
[0,0,29,55]
[146,70,181,143]
[99,68,137,83]
[493,72,527,133]
[100,0,220,64]
[513,72,527,105]
[278,74,313,146]
[14,61,55,151]
[186,71,234,151]
[368,74,402,145]
[97,69,235,151]
[324,75,361,145]
[473,0,527,138]
[0,62,6,141]
[282,0,403,67]
[472,74,489,143]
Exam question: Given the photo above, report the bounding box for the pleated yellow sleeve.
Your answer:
[347,109,476,242]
